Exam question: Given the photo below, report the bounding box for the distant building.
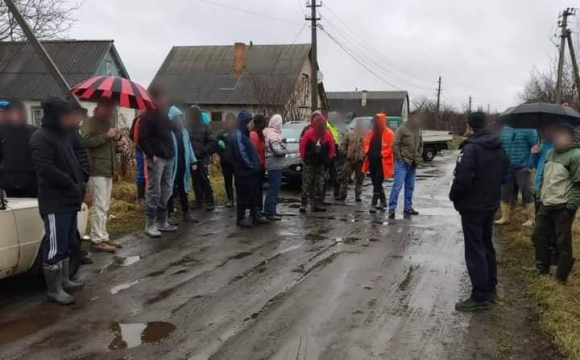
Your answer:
[327,90,410,121]
[150,42,327,123]
[0,40,135,127]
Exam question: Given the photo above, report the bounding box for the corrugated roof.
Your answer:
[150,44,312,105]
[327,91,409,118]
[0,40,128,100]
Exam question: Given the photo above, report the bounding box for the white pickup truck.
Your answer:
[348,117,454,161]
[0,195,88,280]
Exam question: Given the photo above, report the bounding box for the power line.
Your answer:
[198,0,302,26]
[291,22,307,44]
[320,26,402,90]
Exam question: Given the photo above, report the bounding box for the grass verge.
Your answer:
[496,207,580,359]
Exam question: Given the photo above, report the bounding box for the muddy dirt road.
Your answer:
[0,152,533,359]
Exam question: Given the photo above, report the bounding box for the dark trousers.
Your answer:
[257,170,265,211]
[191,163,214,205]
[369,158,384,194]
[42,212,78,265]
[168,173,189,215]
[235,173,260,218]
[461,211,497,302]
[221,160,234,202]
[532,206,575,280]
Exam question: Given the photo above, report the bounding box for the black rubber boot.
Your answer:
[455,298,490,312]
[157,209,178,232]
[555,258,575,284]
[300,198,308,214]
[237,210,253,228]
[61,258,84,292]
[182,211,198,223]
[370,193,379,213]
[355,192,362,202]
[333,184,341,200]
[137,185,146,202]
[44,263,75,305]
[379,191,387,210]
[312,199,327,212]
[253,208,271,225]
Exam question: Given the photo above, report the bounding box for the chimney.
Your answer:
[234,42,246,75]
[361,90,368,107]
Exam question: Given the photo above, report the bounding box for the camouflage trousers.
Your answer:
[339,160,365,198]
[301,163,326,206]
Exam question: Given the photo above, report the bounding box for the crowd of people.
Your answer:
[450,111,579,312]
[2,89,576,312]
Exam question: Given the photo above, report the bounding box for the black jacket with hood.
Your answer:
[449,128,509,214]
[29,97,84,215]
[188,105,217,164]
[0,123,38,197]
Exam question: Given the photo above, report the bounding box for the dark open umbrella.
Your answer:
[499,102,580,129]
[71,76,155,111]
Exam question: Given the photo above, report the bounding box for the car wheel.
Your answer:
[422,146,436,162]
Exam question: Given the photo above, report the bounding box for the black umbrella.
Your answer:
[499,102,580,129]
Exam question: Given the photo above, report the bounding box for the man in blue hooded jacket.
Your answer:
[227,110,270,227]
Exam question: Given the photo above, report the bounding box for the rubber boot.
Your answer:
[157,209,178,232]
[237,209,253,228]
[144,212,161,238]
[61,258,84,292]
[300,198,308,214]
[494,202,511,225]
[168,213,180,226]
[370,193,379,214]
[555,258,576,284]
[206,199,215,212]
[522,203,535,227]
[379,191,387,211]
[137,185,146,205]
[253,207,271,225]
[182,211,198,223]
[44,263,75,305]
[355,191,362,202]
[312,199,327,212]
[333,183,341,200]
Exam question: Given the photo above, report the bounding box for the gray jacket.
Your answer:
[265,137,287,171]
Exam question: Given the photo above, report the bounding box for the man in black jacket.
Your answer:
[138,86,177,237]
[450,112,509,312]
[187,105,217,211]
[30,97,85,305]
[0,100,38,197]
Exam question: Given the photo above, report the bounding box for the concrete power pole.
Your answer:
[306,0,321,112]
[436,76,442,118]
[566,26,580,102]
[468,96,472,115]
[4,0,79,105]
[555,8,573,104]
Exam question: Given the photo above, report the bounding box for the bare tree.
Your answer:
[412,95,468,134]
[246,73,310,122]
[0,0,80,41]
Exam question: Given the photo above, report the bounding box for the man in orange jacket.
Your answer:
[362,113,395,212]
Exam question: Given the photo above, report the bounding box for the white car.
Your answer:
[0,197,89,280]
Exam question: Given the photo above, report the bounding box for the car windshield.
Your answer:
[282,124,308,142]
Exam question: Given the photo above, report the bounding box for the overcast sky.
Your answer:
[69,0,578,112]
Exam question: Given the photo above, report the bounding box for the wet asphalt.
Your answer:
[0,151,491,360]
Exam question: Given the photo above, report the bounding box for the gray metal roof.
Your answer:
[327,91,409,118]
[0,40,129,100]
[150,44,312,105]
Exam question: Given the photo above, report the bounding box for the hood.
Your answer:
[311,113,326,128]
[41,97,74,130]
[168,106,183,121]
[237,110,253,129]
[461,129,501,150]
[201,112,210,126]
[268,114,283,132]
[373,113,387,132]
[189,105,203,128]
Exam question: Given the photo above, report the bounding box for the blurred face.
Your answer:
[0,109,6,124]
[60,112,80,129]
[553,129,574,149]
[96,102,115,120]
[539,124,557,142]
[314,121,326,135]
[154,94,169,110]
[247,120,254,131]
[8,108,26,125]
[225,115,236,130]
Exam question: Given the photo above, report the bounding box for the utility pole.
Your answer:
[468,96,472,115]
[4,0,79,105]
[555,8,573,104]
[436,76,442,118]
[306,0,321,112]
[487,104,490,114]
[566,27,580,102]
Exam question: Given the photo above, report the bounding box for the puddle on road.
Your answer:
[0,316,55,345]
[91,321,176,350]
[107,255,142,271]
[111,280,140,295]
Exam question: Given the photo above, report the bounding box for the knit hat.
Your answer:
[237,109,253,126]
[467,112,486,130]
[556,122,576,136]
[168,105,183,120]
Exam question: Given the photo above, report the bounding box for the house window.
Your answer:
[211,112,222,122]
[32,106,43,126]
[105,59,114,76]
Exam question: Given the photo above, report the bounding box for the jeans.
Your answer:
[42,212,78,265]
[145,157,174,215]
[388,160,416,212]
[88,176,113,243]
[264,170,282,215]
[461,211,497,302]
